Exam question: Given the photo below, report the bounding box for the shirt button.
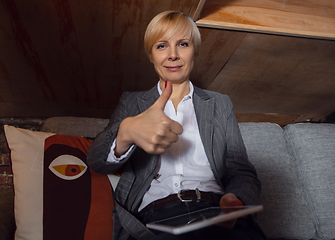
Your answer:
[174,183,179,187]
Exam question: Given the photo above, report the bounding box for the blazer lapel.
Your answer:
[137,86,160,113]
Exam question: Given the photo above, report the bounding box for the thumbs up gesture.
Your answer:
[115,81,183,156]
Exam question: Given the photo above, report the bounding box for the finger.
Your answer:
[150,127,179,146]
[170,120,183,135]
[230,199,244,207]
[153,80,172,110]
[220,193,244,208]
[162,130,180,144]
[141,141,171,155]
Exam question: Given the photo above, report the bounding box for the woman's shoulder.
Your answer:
[194,86,232,103]
[120,90,147,100]
[193,86,234,117]
[120,85,158,102]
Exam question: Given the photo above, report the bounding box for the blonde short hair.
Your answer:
[144,11,201,58]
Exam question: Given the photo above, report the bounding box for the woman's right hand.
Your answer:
[114,81,183,156]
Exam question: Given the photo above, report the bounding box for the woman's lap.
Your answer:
[127,200,266,240]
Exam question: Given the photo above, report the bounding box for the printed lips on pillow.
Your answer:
[4,125,114,240]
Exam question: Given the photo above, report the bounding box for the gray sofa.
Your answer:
[2,117,335,240]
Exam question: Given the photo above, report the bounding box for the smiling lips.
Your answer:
[165,66,182,71]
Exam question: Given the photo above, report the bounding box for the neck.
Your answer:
[159,80,190,111]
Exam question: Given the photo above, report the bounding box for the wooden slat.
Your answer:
[197,0,335,40]
[188,0,207,21]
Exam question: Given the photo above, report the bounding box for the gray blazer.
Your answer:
[87,85,261,240]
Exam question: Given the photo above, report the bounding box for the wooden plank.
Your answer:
[197,0,335,40]
[196,19,335,40]
[188,0,207,21]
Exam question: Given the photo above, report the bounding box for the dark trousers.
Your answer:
[128,194,267,240]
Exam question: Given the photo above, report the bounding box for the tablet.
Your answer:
[146,205,263,235]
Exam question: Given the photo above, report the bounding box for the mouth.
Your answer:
[165,66,182,71]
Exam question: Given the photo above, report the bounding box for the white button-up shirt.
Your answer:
[108,82,223,211]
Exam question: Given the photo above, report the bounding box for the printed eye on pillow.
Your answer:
[48,153,88,180]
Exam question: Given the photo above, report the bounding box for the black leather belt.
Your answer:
[140,189,217,214]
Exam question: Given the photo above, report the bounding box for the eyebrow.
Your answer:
[155,37,191,44]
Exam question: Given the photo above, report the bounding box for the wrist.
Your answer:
[115,118,133,156]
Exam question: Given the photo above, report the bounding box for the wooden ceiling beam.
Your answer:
[188,0,206,21]
[196,0,335,40]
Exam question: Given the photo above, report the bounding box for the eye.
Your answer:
[179,42,189,47]
[49,155,87,180]
[156,44,166,49]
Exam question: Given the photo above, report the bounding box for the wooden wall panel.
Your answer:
[0,0,194,118]
[191,27,247,89]
[0,0,334,125]
[207,33,335,124]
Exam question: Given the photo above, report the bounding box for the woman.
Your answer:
[87,11,266,240]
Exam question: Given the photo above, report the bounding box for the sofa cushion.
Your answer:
[239,122,315,239]
[4,125,114,240]
[42,116,109,138]
[284,123,335,240]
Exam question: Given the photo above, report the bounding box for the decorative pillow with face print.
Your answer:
[4,125,114,240]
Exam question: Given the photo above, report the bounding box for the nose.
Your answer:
[168,46,179,61]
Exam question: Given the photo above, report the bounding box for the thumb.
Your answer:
[153,81,172,110]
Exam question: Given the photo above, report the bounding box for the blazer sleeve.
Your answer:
[221,96,261,206]
[87,92,138,174]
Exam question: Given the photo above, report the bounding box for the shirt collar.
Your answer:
[157,81,194,99]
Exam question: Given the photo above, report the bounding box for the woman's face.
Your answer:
[150,30,195,84]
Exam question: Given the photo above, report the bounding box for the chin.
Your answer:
[162,75,189,83]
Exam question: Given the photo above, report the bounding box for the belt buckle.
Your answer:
[177,189,201,202]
